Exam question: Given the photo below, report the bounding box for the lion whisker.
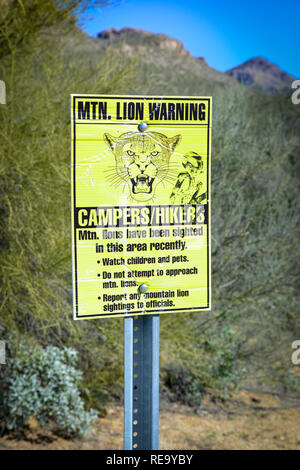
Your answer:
[157,171,177,178]
[160,170,179,175]
[159,167,180,173]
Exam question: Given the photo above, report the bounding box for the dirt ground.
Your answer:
[0,390,299,450]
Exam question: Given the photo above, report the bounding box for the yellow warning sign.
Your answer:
[71,95,211,319]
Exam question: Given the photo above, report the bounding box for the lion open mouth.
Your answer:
[131,176,155,194]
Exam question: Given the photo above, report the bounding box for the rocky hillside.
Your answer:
[226,57,294,93]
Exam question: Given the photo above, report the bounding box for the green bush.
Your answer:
[0,342,98,437]
[0,2,135,408]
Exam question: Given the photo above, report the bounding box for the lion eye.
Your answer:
[150,151,159,156]
[127,150,135,156]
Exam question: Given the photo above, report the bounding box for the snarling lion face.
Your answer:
[104,131,181,202]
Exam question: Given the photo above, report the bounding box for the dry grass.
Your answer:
[0,391,299,450]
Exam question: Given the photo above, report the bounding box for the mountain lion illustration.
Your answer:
[104,131,181,202]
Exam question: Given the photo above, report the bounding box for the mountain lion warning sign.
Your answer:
[71,95,211,319]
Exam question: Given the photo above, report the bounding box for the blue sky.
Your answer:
[81,0,300,77]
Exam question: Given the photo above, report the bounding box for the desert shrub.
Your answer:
[0,1,134,407]
[160,88,300,397]
[161,328,241,405]
[0,341,98,436]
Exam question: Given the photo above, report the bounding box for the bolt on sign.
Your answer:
[71,95,211,319]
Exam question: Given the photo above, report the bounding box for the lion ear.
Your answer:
[168,134,181,152]
[104,133,118,150]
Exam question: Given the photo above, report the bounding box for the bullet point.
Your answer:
[97,260,100,264]
[97,274,101,277]
[98,296,101,300]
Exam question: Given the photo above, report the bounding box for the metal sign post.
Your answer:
[124,314,160,450]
